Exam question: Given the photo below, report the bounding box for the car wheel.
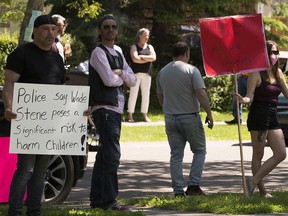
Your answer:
[43,155,74,205]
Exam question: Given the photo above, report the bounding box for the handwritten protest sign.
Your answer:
[200,13,269,77]
[10,83,89,155]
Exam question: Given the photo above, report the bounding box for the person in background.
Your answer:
[52,14,66,61]
[127,28,156,123]
[235,40,288,198]
[156,41,213,197]
[225,73,248,124]
[88,15,137,211]
[3,15,65,216]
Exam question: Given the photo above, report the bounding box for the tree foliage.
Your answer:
[2,0,288,110]
[45,0,103,22]
[0,0,26,24]
[264,17,288,49]
[273,0,288,17]
[0,31,17,85]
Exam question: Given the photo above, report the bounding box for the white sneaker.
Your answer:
[263,193,273,198]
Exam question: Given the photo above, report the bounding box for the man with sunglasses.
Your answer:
[88,15,136,211]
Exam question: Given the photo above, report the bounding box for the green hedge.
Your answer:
[132,68,236,112]
[0,31,18,85]
[204,75,234,112]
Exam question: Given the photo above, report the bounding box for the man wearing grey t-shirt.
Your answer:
[156,41,213,197]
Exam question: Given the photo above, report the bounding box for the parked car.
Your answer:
[66,60,89,86]
[0,86,88,205]
[277,51,288,144]
[277,93,288,144]
[279,51,288,73]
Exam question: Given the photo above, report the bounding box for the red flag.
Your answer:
[200,14,269,77]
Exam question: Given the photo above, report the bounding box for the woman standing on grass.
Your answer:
[127,28,156,123]
[236,40,288,198]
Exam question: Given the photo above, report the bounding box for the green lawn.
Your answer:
[120,124,250,142]
[119,191,288,215]
[121,110,250,142]
[2,191,288,215]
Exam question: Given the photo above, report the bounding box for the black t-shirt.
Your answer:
[5,42,65,84]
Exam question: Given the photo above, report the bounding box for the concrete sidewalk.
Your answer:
[65,139,288,215]
[121,120,245,126]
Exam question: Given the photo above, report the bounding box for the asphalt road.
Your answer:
[63,139,288,215]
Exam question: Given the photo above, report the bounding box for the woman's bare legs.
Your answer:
[248,129,286,194]
[128,112,134,122]
[250,130,268,195]
[142,113,151,122]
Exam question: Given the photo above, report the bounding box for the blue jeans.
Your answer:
[90,108,121,209]
[232,75,248,120]
[8,154,50,216]
[165,113,206,194]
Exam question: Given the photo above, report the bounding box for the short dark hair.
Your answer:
[172,41,189,57]
[98,15,116,28]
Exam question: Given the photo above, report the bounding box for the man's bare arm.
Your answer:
[195,88,213,129]
[3,69,20,120]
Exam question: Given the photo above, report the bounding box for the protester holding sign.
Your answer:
[88,15,136,211]
[235,40,288,198]
[3,15,65,216]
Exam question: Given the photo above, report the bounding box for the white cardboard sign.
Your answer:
[10,83,90,155]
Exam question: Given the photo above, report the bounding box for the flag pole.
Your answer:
[234,73,248,197]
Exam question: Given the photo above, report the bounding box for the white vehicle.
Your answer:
[279,51,288,72]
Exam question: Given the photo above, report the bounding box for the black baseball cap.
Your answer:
[98,15,116,28]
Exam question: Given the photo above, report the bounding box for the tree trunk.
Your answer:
[141,0,154,29]
[18,0,45,45]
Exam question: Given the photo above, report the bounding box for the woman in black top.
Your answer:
[236,40,288,198]
[127,28,156,122]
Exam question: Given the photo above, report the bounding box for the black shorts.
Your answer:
[247,101,280,131]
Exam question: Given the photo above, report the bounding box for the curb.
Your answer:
[122,121,246,126]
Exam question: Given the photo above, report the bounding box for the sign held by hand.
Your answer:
[200,13,269,77]
[10,83,90,156]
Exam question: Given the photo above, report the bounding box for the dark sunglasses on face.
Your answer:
[271,50,279,55]
[101,25,118,30]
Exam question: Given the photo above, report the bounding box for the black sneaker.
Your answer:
[224,119,242,125]
[174,193,186,197]
[185,185,206,196]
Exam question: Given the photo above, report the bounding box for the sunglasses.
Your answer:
[101,25,118,30]
[271,50,279,55]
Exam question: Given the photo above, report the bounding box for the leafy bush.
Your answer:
[0,31,18,85]
[204,75,234,112]
[62,34,89,68]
